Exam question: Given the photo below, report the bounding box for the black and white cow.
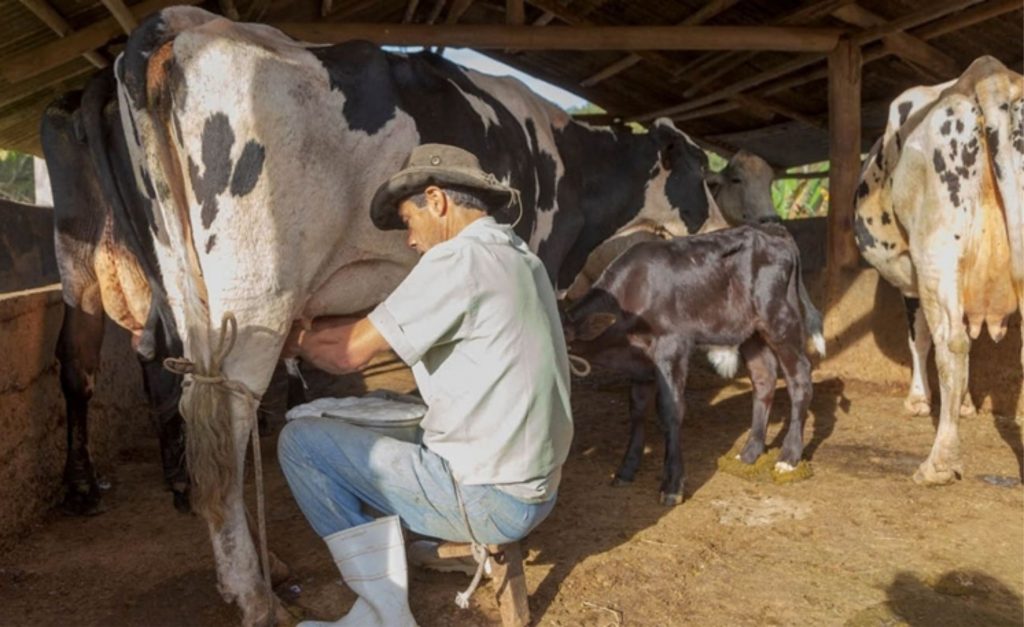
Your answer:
[101,7,722,624]
[41,70,190,515]
[855,55,1023,485]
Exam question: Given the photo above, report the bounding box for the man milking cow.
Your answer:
[278,144,574,626]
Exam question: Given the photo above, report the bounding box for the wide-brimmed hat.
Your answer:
[370,143,520,231]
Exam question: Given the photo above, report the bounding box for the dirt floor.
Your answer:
[1,360,1022,627]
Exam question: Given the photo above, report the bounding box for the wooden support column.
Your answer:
[827,37,862,274]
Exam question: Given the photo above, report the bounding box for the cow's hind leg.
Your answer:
[653,339,692,506]
[613,380,655,485]
[738,335,778,464]
[903,296,934,416]
[914,278,970,485]
[139,355,189,513]
[773,343,813,472]
[56,303,105,515]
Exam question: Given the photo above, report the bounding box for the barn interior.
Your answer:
[0,1,1022,625]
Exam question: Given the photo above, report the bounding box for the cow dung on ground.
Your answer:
[716,447,814,484]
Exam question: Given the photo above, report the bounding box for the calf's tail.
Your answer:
[795,251,826,357]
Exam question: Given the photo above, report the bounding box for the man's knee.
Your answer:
[278,418,321,469]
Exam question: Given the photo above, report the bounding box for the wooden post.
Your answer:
[827,37,862,273]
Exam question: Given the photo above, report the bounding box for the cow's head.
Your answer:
[562,286,633,359]
[635,118,714,236]
[706,150,780,225]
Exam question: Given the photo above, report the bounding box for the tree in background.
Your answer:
[0,150,34,204]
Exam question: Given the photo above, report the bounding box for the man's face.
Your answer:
[398,186,447,254]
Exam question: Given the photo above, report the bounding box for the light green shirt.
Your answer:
[368,217,573,502]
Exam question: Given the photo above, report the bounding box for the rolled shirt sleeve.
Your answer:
[368,244,476,366]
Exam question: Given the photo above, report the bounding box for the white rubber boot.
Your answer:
[299,516,417,627]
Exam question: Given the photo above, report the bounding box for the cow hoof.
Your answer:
[774,461,796,473]
[903,396,931,417]
[959,398,977,417]
[740,443,765,465]
[61,487,103,516]
[912,460,962,486]
[659,491,684,506]
[610,475,633,487]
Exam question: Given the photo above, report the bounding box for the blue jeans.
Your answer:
[278,417,556,544]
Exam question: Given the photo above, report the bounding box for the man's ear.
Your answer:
[578,312,617,341]
[424,185,447,217]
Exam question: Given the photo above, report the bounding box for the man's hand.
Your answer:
[281,315,391,375]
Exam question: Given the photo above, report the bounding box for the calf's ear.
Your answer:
[578,312,618,341]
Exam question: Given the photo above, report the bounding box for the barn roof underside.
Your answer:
[0,0,1020,168]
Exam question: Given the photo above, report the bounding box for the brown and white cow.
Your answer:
[113,7,723,624]
[855,55,1023,485]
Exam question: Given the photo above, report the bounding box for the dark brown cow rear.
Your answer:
[564,224,824,504]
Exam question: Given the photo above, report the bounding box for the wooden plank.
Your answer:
[671,0,856,86]
[426,0,447,24]
[100,0,138,34]
[0,62,93,110]
[753,0,1021,98]
[445,0,475,24]
[827,38,862,272]
[17,0,107,69]
[914,0,1022,39]
[733,94,825,129]
[638,0,990,122]
[272,23,842,51]
[2,0,202,83]
[849,0,987,47]
[832,3,959,79]
[402,0,420,23]
[506,0,524,25]
[579,0,739,87]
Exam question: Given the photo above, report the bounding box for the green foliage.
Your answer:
[0,150,34,204]
[771,161,829,219]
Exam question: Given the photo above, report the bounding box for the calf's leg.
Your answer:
[653,341,691,506]
[613,380,655,485]
[773,343,813,471]
[739,335,778,464]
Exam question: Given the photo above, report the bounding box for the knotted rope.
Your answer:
[568,354,592,377]
[163,312,272,603]
[443,459,491,610]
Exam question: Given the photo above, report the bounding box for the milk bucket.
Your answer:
[285,391,426,443]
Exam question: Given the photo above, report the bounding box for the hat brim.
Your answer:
[370,165,517,231]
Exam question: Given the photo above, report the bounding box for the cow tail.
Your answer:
[794,249,826,357]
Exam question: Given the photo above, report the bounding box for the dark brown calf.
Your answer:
[564,224,824,505]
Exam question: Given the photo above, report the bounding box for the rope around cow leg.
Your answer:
[163,313,272,608]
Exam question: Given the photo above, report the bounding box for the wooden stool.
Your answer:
[431,541,530,626]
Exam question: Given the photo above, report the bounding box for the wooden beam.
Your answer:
[671,0,856,85]
[639,0,990,122]
[506,0,524,25]
[753,0,1021,98]
[827,37,862,272]
[0,62,93,110]
[2,0,202,83]
[849,0,987,47]
[532,11,555,26]
[579,0,739,87]
[273,23,842,51]
[914,0,1022,39]
[100,0,138,34]
[733,94,825,129]
[402,0,420,22]
[17,0,107,69]
[832,4,959,79]
[681,52,753,97]
[426,0,447,24]
[445,0,475,24]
